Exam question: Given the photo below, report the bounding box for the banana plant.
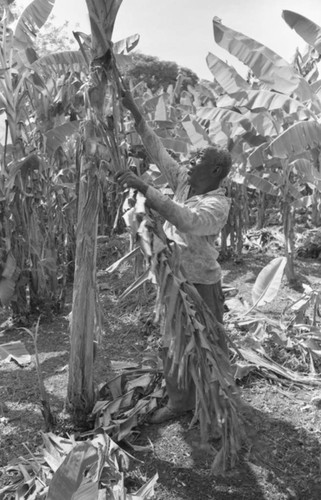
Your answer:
[282,10,321,55]
[0,0,55,149]
[0,0,60,312]
[212,16,312,102]
[206,14,321,271]
[282,11,321,91]
[67,0,142,420]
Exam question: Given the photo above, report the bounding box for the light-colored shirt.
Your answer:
[136,119,231,285]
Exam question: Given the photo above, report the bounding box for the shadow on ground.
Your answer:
[132,399,321,500]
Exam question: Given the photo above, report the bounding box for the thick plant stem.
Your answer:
[67,148,100,422]
[257,191,266,229]
[283,201,296,282]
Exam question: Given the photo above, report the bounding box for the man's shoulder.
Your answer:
[197,190,231,215]
[203,188,230,202]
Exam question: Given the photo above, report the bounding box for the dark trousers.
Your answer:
[163,280,227,412]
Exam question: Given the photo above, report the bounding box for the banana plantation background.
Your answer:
[1,1,320,319]
[1,0,321,497]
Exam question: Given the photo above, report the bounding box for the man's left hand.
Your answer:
[115,171,149,196]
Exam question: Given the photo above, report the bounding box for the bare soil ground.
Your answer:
[1,235,321,499]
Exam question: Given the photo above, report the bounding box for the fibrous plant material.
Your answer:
[116,209,241,473]
[0,429,158,499]
[154,237,241,473]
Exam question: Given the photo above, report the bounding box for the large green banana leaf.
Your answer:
[196,106,245,142]
[248,143,268,168]
[181,115,211,148]
[248,144,283,169]
[249,111,279,137]
[31,35,139,75]
[113,33,140,54]
[206,52,250,95]
[212,18,312,101]
[196,106,244,123]
[290,158,321,190]
[14,0,55,49]
[282,10,321,55]
[252,256,287,308]
[311,80,321,94]
[217,89,312,117]
[196,106,276,140]
[245,173,280,196]
[243,170,303,201]
[269,120,321,158]
[31,51,87,76]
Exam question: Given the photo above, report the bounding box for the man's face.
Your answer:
[187,151,217,194]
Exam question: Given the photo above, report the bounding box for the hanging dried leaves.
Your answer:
[115,199,241,473]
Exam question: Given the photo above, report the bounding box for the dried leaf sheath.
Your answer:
[154,241,240,472]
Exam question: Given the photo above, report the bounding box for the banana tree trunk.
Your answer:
[67,0,124,421]
[283,201,296,282]
[311,189,321,227]
[311,148,321,227]
[234,184,244,258]
[257,191,266,229]
[67,136,101,420]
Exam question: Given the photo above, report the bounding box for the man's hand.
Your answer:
[115,170,149,196]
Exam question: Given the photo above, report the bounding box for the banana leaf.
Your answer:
[250,111,279,137]
[269,120,321,158]
[240,347,321,386]
[245,173,280,196]
[14,0,55,49]
[113,33,140,54]
[206,52,250,95]
[196,106,245,141]
[292,194,314,210]
[252,256,287,307]
[197,106,274,143]
[248,143,269,168]
[196,106,243,123]
[290,158,321,190]
[0,341,30,365]
[212,18,311,101]
[46,443,98,500]
[181,115,211,148]
[31,51,87,76]
[154,93,168,121]
[44,121,80,154]
[311,80,321,94]
[150,241,241,473]
[282,10,321,55]
[217,89,312,117]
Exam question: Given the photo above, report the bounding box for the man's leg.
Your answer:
[194,281,227,355]
[162,347,195,411]
[151,281,226,423]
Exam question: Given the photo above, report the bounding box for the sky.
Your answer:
[16,0,321,79]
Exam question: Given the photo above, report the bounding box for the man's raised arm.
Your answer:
[122,90,181,192]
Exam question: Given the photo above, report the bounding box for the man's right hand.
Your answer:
[115,170,148,196]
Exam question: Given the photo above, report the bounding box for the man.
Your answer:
[116,91,232,423]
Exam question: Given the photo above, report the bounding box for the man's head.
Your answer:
[187,145,232,195]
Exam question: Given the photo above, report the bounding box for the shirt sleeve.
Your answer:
[136,119,181,192]
[146,186,230,236]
